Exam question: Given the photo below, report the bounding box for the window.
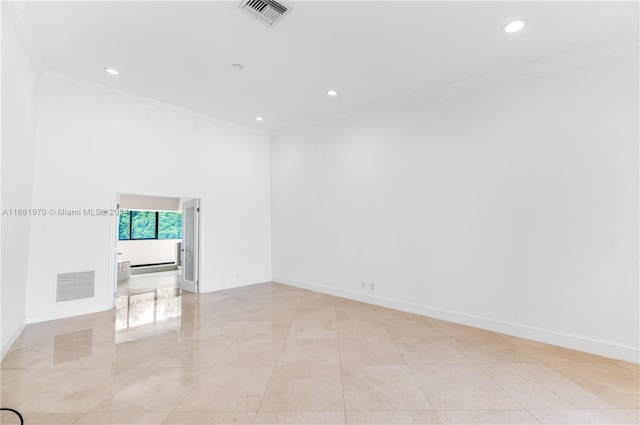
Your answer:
[158,211,183,239]
[118,211,131,240]
[118,210,182,240]
[131,211,156,239]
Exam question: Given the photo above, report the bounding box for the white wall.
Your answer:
[118,239,179,266]
[1,5,39,357]
[26,74,271,323]
[271,56,639,362]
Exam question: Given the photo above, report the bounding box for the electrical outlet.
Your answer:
[360,281,365,290]
[236,272,240,279]
[370,282,375,290]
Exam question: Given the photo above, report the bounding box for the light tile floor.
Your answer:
[1,281,638,424]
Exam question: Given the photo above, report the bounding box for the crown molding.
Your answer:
[41,71,269,138]
[5,0,636,139]
[3,0,46,75]
[272,33,639,138]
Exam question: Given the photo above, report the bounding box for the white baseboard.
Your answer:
[27,303,114,324]
[1,322,26,360]
[274,277,639,364]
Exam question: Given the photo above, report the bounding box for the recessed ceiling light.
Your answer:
[503,19,528,33]
[104,67,119,75]
[256,116,264,121]
[232,63,244,70]
[327,89,339,96]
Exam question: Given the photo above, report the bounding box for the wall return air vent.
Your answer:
[239,0,291,27]
[56,271,95,302]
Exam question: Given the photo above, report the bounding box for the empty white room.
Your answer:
[1,1,638,424]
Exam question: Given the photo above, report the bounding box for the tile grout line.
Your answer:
[477,361,544,425]
[160,291,244,424]
[387,327,444,425]
[335,299,349,425]
[69,366,152,425]
[250,292,304,424]
[540,360,634,418]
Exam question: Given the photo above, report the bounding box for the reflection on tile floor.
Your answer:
[1,281,638,424]
[115,271,182,343]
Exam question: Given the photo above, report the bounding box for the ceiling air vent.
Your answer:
[239,0,291,27]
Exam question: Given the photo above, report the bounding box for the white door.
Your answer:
[181,199,199,293]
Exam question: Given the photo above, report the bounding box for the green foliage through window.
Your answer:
[131,211,156,239]
[119,210,182,240]
[118,212,130,240]
[158,212,182,239]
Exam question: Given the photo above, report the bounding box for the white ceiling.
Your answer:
[24,1,639,132]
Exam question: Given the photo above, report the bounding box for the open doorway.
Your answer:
[113,193,199,340]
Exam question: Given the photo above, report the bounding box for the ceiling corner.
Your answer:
[4,0,47,75]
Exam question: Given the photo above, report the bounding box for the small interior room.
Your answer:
[1,1,638,424]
